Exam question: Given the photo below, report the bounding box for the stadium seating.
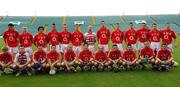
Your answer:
[0,14,179,35]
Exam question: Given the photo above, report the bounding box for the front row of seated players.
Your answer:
[0,42,176,76]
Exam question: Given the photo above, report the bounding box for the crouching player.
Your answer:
[32,46,47,73]
[0,46,13,75]
[155,44,174,71]
[47,45,61,75]
[122,44,140,70]
[78,43,94,72]
[62,44,77,72]
[138,42,155,69]
[107,44,123,72]
[92,46,109,71]
[13,46,32,76]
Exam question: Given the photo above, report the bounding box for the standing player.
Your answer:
[48,24,60,51]
[97,21,110,53]
[139,42,155,69]
[155,44,174,71]
[149,23,161,53]
[59,24,71,60]
[32,46,47,73]
[34,26,49,52]
[84,25,96,52]
[19,27,33,58]
[3,23,19,57]
[122,44,139,70]
[137,23,150,50]
[62,44,77,72]
[0,46,13,75]
[71,24,84,54]
[161,23,177,51]
[47,45,61,74]
[125,22,138,51]
[13,46,32,76]
[78,43,94,71]
[111,23,124,52]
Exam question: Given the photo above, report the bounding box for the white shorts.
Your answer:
[60,44,68,53]
[24,47,33,55]
[88,45,95,52]
[167,44,173,52]
[50,45,60,52]
[7,46,18,54]
[73,46,82,54]
[115,43,124,52]
[131,44,137,51]
[98,44,109,52]
[138,42,145,50]
[150,42,160,50]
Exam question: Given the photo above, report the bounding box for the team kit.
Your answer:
[0,21,177,76]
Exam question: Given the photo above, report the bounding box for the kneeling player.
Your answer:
[47,45,61,74]
[78,43,94,71]
[62,44,77,72]
[138,42,155,69]
[108,44,123,72]
[13,46,32,76]
[32,46,47,73]
[0,46,13,75]
[92,46,109,71]
[122,44,139,70]
[155,44,174,71]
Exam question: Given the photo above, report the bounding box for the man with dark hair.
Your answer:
[78,42,94,71]
[34,26,49,52]
[149,23,161,54]
[97,21,110,53]
[111,23,124,52]
[125,22,137,51]
[48,24,60,52]
[155,44,174,71]
[3,23,19,57]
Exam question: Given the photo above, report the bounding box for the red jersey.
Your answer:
[108,50,122,60]
[48,30,60,45]
[149,29,161,42]
[123,50,136,62]
[33,50,47,63]
[34,33,48,47]
[139,47,155,58]
[157,49,172,61]
[19,32,33,47]
[3,29,19,47]
[97,27,110,44]
[71,30,84,46]
[64,50,76,62]
[125,29,137,44]
[84,32,96,45]
[137,28,150,42]
[95,50,108,62]
[111,30,124,44]
[161,29,176,45]
[47,51,60,63]
[59,30,71,44]
[79,49,93,62]
[0,52,13,64]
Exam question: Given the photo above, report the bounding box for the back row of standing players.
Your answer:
[3,21,176,55]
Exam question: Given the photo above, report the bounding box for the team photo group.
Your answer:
[0,21,177,76]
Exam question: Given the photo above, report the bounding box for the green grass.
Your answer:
[0,36,180,87]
